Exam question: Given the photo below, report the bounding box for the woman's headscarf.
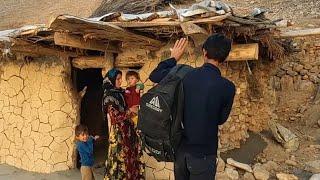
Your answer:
[102,68,126,112]
[103,68,122,89]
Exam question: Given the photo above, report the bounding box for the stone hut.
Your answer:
[0,1,319,179]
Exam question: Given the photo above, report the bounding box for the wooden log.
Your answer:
[54,32,119,53]
[10,39,77,57]
[279,28,320,38]
[227,43,259,61]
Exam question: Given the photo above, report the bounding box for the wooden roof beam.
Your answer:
[54,32,120,53]
[10,39,78,57]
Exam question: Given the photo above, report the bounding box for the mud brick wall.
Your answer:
[0,55,78,173]
[0,0,102,30]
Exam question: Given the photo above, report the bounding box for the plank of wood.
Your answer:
[227,43,259,61]
[50,15,163,50]
[279,28,320,38]
[72,55,114,69]
[54,32,119,52]
[108,13,231,28]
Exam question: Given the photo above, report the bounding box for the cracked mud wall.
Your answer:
[0,55,78,173]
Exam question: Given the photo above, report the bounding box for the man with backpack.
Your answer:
[148,34,236,180]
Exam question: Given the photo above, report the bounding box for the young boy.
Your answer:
[124,71,144,126]
[75,125,99,180]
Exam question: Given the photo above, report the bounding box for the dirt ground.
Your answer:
[0,164,104,180]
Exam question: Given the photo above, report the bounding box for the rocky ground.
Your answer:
[216,0,320,27]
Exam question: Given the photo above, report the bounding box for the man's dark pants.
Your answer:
[174,148,217,180]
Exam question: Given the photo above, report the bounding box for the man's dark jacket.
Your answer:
[149,58,236,156]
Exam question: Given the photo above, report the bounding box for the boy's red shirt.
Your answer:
[125,86,141,108]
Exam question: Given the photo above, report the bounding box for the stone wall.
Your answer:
[0,0,102,30]
[270,36,320,124]
[0,55,78,173]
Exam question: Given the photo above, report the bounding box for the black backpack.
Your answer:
[137,64,193,162]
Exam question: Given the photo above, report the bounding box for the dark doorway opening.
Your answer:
[73,68,107,168]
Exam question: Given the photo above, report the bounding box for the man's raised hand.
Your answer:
[170,38,188,61]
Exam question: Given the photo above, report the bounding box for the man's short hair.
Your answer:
[202,34,232,63]
[75,124,88,137]
[126,71,140,80]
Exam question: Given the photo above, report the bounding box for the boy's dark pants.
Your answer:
[174,148,217,180]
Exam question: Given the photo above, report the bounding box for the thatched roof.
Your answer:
[91,0,184,17]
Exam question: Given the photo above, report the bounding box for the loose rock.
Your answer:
[253,165,270,180]
[262,161,280,172]
[305,160,320,173]
[244,172,256,180]
[269,121,299,151]
[309,174,320,180]
[227,158,253,173]
[276,173,298,180]
[225,167,239,180]
[285,160,298,166]
[217,157,226,172]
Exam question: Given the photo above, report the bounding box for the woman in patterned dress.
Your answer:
[103,68,144,180]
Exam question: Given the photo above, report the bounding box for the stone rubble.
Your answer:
[261,161,280,172]
[217,157,226,172]
[309,173,320,180]
[305,160,320,173]
[225,167,240,180]
[285,160,298,167]
[269,121,299,151]
[227,158,253,173]
[276,173,298,180]
[243,172,256,180]
[253,164,270,180]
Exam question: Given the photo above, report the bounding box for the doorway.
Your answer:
[73,68,107,168]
